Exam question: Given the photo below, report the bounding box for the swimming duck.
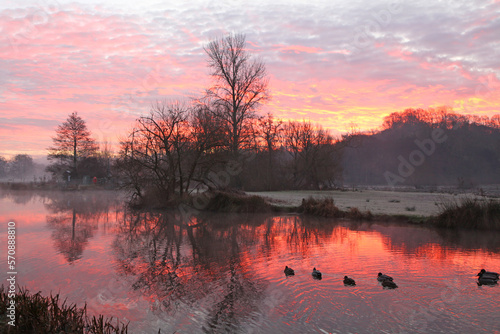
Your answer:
[377,272,393,281]
[381,279,398,289]
[477,276,498,286]
[312,267,322,279]
[477,269,499,280]
[343,276,356,286]
[284,266,295,276]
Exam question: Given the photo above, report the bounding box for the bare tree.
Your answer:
[255,114,283,190]
[47,112,98,178]
[117,100,224,205]
[283,120,341,189]
[257,113,283,153]
[204,33,270,155]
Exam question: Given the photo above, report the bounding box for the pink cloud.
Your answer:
[1,2,499,160]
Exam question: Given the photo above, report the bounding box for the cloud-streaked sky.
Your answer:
[1,0,499,159]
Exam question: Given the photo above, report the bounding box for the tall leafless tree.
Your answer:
[204,33,270,155]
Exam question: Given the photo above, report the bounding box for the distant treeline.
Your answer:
[343,107,500,187]
[0,154,36,181]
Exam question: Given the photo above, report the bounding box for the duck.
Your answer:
[477,269,499,280]
[381,279,398,289]
[284,266,295,276]
[377,272,393,281]
[343,276,356,286]
[477,276,498,286]
[312,267,322,279]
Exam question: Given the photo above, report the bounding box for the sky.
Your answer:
[1,0,499,160]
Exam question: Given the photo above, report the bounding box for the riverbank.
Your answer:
[0,181,118,191]
[247,189,489,217]
[246,190,500,230]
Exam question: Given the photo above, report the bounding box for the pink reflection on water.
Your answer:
[0,192,499,333]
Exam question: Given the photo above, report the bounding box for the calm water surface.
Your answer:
[1,190,499,333]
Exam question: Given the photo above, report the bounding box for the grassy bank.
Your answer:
[432,198,500,230]
[0,286,128,334]
[296,196,500,230]
[247,189,487,217]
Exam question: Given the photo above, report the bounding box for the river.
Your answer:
[0,190,499,333]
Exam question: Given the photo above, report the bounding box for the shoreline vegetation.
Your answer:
[2,182,500,230]
[139,190,496,231]
[0,286,128,334]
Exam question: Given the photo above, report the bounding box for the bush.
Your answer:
[205,190,271,213]
[299,197,343,218]
[346,207,363,220]
[433,198,500,230]
[298,197,373,221]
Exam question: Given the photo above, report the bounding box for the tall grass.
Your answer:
[433,198,500,230]
[299,197,372,220]
[1,286,128,333]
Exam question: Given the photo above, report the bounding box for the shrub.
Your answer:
[433,198,500,230]
[205,190,271,213]
[347,207,363,220]
[299,197,343,218]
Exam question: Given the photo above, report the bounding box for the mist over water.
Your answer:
[1,190,499,333]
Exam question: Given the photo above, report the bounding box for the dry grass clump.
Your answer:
[0,286,128,334]
[299,197,372,220]
[433,198,500,230]
[205,190,271,213]
[299,197,343,218]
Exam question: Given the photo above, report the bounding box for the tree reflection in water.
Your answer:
[3,189,498,332]
[113,212,280,332]
[44,191,122,263]
[111,208,500,331]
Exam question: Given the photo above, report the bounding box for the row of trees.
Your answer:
[116,101,344,202]
[383,106,500,130]
[112,33,345,204]
[0,154,35,180]
[47,33,500,198]
[44,34,343,199]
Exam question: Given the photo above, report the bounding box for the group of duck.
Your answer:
[284,266,499,288]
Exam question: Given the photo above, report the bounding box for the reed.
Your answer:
[1,286,128,334]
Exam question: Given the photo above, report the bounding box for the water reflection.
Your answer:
[111,210,500,332]
[113,212,271,332]
[43,191,122,262]
[1,191,499,333]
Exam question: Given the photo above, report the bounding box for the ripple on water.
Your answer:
[3,193,500,334]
